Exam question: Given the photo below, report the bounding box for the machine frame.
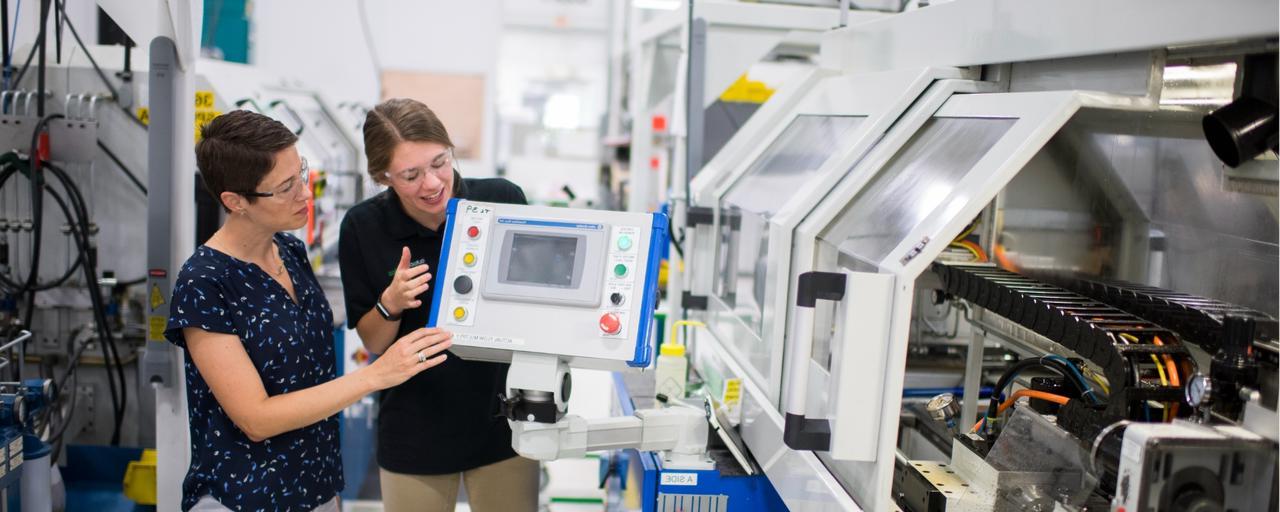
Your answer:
[679,1,1278,509]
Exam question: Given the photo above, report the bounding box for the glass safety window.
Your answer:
[835,117,1016,266]
[722,115,866,216]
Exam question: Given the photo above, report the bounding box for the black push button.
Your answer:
[610,292,624,305]
[454,275,474,295]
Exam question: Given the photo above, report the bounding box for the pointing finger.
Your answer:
[397,246,412,271]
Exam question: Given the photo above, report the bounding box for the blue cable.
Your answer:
[7,0,20,63]
[5,0,20,91]
[1043,354,1103,404]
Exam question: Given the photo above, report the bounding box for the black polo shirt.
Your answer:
[338,176,527,475]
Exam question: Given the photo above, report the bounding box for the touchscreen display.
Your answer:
[504,233,578,287]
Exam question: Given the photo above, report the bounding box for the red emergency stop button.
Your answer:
[467,226,480,238]
[599,313,622,335]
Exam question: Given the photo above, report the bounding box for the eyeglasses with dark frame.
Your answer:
[239,157,311,200]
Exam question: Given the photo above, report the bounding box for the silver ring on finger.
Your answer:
[417,350,427,364]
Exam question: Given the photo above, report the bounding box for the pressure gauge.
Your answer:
[926,393,962,434]
[1185,373,1213,408]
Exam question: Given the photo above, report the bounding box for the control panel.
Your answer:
[429,200,668,371]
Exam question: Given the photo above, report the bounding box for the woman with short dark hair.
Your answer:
[339,98,539,511]
[166,110,453,511]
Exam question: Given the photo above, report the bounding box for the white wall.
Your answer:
[251,0,502,175]
[494,0,610,205]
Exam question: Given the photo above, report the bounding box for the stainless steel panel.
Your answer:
[1000,108,1279,315]
[831,117,1016,266]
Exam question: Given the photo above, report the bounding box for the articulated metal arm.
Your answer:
[510,406,711,470]
[503,352,712,469]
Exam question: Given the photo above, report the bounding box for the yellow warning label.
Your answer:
[136,107,150,126]
[719,74,775,104]
[148,316,167,342]
[150,284,165,312]
[194,109,222,142]
[195,90,216,109]
[722,378,742,405]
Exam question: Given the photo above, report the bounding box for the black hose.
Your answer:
[21,114,65,288]
[52,0,60,64]
[985,357,1095,422]
[1038,357,1098,400]
[0,151,125,443]
[666,216,684,259]
[43,161,124,444]
[2,0,11,87]
[0,164,83,292]
[10,40,36,92]
[19,114,63,329]
[36,0,48,116]
[96,140,145,195]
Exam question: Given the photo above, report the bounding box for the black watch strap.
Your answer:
[375,300,402,321]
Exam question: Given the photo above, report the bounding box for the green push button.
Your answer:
[613,263,628,277]
[617,236,633,251]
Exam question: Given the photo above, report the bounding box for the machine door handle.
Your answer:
[782,271,846,451]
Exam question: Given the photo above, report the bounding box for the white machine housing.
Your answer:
[676,1,1278,510]
[1114,422,1277,511]
[430,199,668,372]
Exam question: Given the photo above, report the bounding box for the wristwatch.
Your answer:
[374,300,402,321]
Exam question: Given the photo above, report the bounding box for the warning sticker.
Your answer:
[195,90,215,109]
[149,316,167,342]
[150,284,166,312]
[194,109,223,142]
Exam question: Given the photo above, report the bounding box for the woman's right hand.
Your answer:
[366,328,452,390]
[381,246,433,317]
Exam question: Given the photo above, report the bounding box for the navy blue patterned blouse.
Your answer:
[165,233,343,511]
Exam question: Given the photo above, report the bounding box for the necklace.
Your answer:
[271,253,286,276]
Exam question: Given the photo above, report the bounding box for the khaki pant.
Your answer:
[380,456,540,512]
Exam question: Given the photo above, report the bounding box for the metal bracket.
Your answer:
[681,292,708,311]
[685,206,714,227]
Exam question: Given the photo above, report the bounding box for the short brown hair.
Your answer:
[363,98,454,181]
[196,110,298,212]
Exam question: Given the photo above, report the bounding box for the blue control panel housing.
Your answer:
[429,199,668,370]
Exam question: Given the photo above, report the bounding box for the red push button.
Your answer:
[599,313,622,335]
[467,226,480,238]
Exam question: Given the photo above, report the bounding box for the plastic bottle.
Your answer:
[655,342,688,400]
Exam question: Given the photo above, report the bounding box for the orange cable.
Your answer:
[957,240,989,262]
[969,389,1071,432]
[1153,336,1180,420]
[994,244,1019,272]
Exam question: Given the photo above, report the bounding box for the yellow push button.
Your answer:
[453,307,467,321]
[463,252,477,266]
